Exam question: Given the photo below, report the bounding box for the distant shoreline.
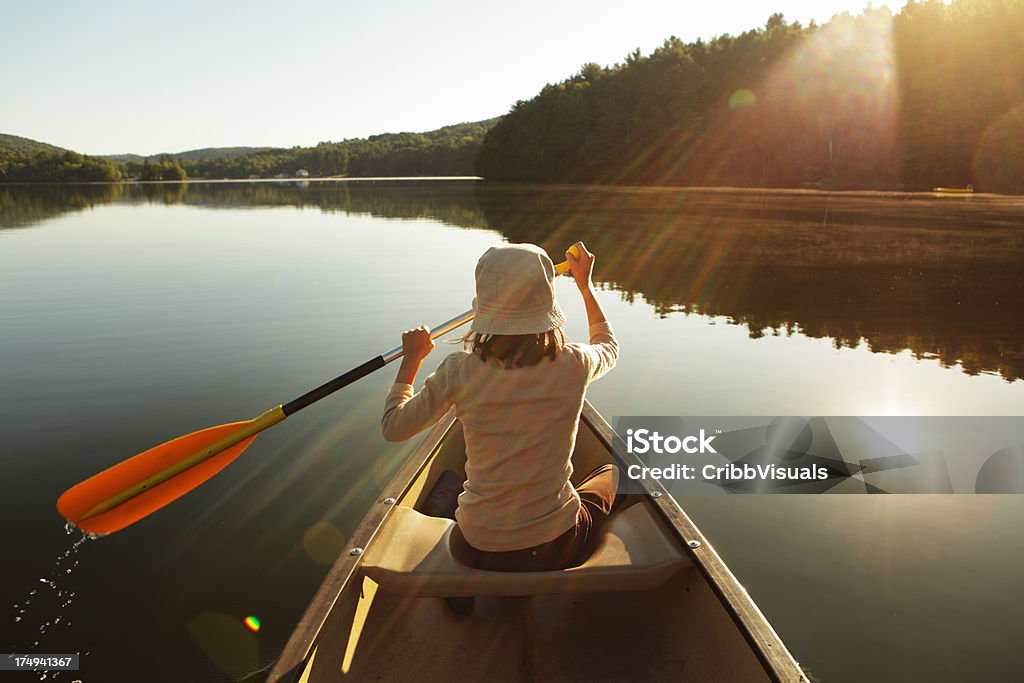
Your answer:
[130,176,485,184]
[2,176,482,186]
[3,177,1020,199]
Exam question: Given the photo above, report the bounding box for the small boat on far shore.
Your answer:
[932,185,974,194]
[268,402,809,682]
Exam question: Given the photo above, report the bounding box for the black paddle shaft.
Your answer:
[279,308,474,418]
[281,356,387,416]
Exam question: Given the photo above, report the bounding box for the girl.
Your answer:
[381,241,619,574]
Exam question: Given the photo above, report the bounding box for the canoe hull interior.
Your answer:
[299,558,770,682]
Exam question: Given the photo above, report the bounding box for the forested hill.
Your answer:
[477,1,1024,192]
[0,134,123,182]
[104,147,278,164]
[0,134,67,156]
[179,118,498,179]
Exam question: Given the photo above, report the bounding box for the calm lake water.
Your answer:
[2,180,1023,682]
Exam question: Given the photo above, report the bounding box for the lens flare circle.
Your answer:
[971,103,1024,194]
[303,521,345,565]
[729,89,757,110]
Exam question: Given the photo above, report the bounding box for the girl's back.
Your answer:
[381,242,617,568]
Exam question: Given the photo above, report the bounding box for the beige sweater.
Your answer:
[382,322,618,551]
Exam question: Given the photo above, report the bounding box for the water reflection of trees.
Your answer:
[474,185,1024,382]
[0,181,488,232]
[0,183,125,228]
[4,181,1021,381]
[172,182,489,229]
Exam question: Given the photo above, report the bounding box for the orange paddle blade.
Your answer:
[57,421,258,535]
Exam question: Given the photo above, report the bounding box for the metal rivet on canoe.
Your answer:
[350,547,364,556]
[383,497,396,505]
[688,540,701,549]
[650,491,663,498]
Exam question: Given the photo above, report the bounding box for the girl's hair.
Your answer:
[458,328,566,368]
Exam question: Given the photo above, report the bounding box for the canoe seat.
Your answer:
[361,502,692,597]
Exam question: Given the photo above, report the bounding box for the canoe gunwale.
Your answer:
[580,402,808,683]
[268,409,460,683]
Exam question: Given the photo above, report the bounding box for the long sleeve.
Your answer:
[381,353,459,442]
[578,321,618,382]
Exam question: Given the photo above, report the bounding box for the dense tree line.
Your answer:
[0,150,186,183]
[179,120,495,179]
[130,155,188,181]
[0,150,124,183]
[477,1,1024,192]
[179,143,345,179]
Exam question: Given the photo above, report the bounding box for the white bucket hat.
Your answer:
[470,243,566,335]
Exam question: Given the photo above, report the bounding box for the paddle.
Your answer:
[57,248,579,535]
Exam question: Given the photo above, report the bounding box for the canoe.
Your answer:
[268,402,808,682]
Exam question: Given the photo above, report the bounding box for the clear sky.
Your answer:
[2,0,904,155]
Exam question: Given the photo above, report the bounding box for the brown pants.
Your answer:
[451,464,621,572]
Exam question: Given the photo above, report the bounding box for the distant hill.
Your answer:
[174,147,282,161]
[104,147,280,164]
[0,133,67,156]
[3,118,502,182]
[179,118,502,179]
[104,122,500,164]
[364,118,500,143]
